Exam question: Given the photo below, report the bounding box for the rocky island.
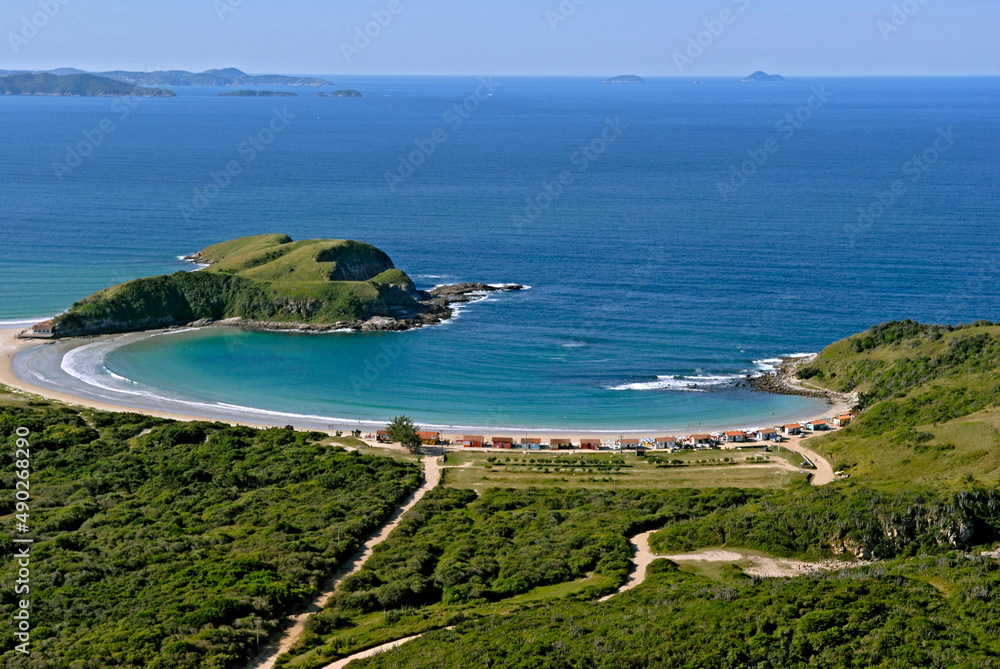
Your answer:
[604,75,645,84]
[317,90,363,98]
[219,90,298,97]
[742,71,785,82]
[40,234,522,337]
[0,73,175,97]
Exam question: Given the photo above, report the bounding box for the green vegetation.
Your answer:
[0,394,421,668]
[649,485,1000,560]
[440,450,807,491]
[0,72,175,97]
[386,415,421,452]
[351,555,1000,669]
[793,320,1000,486]
[280,487,762,668]
[54,235,427,336]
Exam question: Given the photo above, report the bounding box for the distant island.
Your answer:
[95,68,333,87]
[39,234,522,337]
[742,71,786,82]
[219,90,298,97]
[317,90,363,98]
[0,73,175,97]
[604,75,645,84]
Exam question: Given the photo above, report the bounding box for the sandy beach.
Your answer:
[0,327,853,452]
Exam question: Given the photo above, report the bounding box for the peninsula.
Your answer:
[0,73,175,97]
[742,70,786,82]
[95,67,333,87]
[32,234,521,338]
[604,75,645,84]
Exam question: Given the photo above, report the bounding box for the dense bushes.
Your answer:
[352,556,1000,669]
[649,485,1000,560]
[0,404,421,668]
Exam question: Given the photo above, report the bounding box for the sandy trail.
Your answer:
[599,530,657,602]
[321,635,426,669]
[782,438,836,486]
[658,549,856,578]
[244,456,442,669]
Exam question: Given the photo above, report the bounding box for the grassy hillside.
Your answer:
[794,320,1000,487]
[53,235,426,336]
[0,73,175,97]
[0,390,421,668]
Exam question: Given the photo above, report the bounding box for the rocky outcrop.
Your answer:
[315,243,395,281]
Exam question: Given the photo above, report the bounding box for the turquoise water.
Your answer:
[3,77,999,429]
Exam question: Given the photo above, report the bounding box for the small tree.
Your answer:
[386,414,422,453]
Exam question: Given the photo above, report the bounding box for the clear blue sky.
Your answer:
[3,0,997,76]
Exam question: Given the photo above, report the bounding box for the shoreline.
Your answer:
[1,327,853,441]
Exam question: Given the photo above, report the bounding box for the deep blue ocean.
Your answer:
[2,76,998,430]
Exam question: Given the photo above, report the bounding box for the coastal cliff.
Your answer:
[46,235,521,337]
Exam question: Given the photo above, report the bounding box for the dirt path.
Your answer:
[321,634,426,669]
[657,548,860,578]
[782,438,836,486]
[245,455,442,669]
[598,530,656,602]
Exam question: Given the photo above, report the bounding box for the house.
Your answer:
[522,438,543,450]
[655,437,677,449]
[417,431,441,445]
[805,420,828,432]
[781,423,804,436]
[722,431,746,444]
[549,437,572,450]
[462,435,486,448]
[755,428,779,442]
[832,414,854,428]
[29,320,55,338]
[493,436,515,449]
[580,439,601,451]
[375,430,390,444]
[687,434,715,448]
[620,438,641,449]
[635,446,648,457]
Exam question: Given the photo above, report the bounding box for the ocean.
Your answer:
[2,76,998,430]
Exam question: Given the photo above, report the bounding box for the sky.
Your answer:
[3,0,998,76]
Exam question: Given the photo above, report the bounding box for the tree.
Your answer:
[386,415,422,453]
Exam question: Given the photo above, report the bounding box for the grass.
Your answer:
[439,450,808,490]
[56,234,422,334]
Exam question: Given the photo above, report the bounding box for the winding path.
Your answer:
[599,531,656,602]
[782,438,836,486]
[244,455,442,669]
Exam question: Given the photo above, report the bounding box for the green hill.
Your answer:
[52,235,449,336]
[793,320,1000,487]
[0,72,175,97]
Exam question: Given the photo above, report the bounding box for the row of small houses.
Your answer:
[376,413,857,450]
